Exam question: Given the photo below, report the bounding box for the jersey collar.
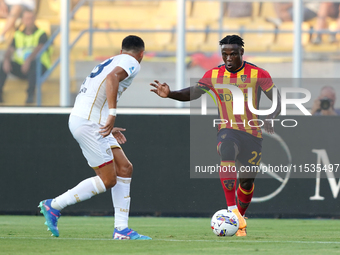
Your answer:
[225,61,245,74]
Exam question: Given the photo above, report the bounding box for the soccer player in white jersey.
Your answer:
[38,35,151,240]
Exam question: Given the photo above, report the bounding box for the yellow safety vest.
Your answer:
[13,28,51,69]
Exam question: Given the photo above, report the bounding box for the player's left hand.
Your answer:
[100,115,116,137]
[264,115,275,134]
[112,127,127,144]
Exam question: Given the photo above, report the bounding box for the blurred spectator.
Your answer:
[312,2,340,44]
[0,9,50,104]
[311,86,340,116]
[267,2,318,26]
[224,2,253,18]
[0,0,36,43]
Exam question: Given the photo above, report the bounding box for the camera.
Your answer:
[320,97,331,110]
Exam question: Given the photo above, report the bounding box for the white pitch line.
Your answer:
[0,236,340,244]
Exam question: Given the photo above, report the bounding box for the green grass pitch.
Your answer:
[0,216,339,255]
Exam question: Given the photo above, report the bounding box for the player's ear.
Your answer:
[240,47,244,56]
[139,50,144,62]
[120,49,123,54]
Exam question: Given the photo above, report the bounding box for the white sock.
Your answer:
[111,176,131,230]
[228,205,237,211]
[51,176,106,210]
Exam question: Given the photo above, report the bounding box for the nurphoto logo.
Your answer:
[199,85,312,128]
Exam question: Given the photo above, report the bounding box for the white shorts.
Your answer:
[69,115,121,169]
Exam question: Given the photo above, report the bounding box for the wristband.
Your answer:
[109,108,117,116]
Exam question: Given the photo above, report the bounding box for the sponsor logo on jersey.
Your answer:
[129,66,135,74]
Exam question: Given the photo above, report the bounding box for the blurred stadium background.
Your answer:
[0,0,340,107]
[0,0,340,220]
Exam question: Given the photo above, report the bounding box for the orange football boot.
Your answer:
[232,208,247,229]
[235,228,247,237]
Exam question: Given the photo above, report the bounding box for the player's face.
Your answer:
[221,44,244,72]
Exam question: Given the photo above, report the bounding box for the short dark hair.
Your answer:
[219,35,244,47]
[122,35,145,52]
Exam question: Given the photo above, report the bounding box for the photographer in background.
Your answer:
[311,86,340,116]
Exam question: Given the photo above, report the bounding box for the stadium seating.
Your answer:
[0,78,60,106]
[200,22,240,52]
[189,0,220,25]
[306,20,339,52]
[3,0,340,106]
[176,19,206,52]
[243,21,275,52]
[270,22,310,52]
[252,2,261,20]
[259,2,277,19]
[223,17,253,30]
[36,0,60,25]
[35,19,51,36]
[157,0,192,21]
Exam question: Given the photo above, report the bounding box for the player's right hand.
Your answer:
[150,80,170,98]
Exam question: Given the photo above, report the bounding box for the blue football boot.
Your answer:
[38,199,61,237]
[113,227,152,240]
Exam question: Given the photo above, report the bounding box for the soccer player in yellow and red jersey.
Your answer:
[150,35,281,236]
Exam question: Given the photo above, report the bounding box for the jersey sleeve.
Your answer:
[197,70,213,91]
[258,69,274,92]
[116,55,139,79]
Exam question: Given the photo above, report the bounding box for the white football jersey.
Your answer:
[71,54,140,125]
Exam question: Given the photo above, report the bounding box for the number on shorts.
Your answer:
[248,151,262,166]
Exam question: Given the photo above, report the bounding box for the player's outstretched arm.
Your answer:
[150,80,205,101]
[263,85,281,134]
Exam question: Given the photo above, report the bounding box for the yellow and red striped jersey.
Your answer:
[198,61,274,138]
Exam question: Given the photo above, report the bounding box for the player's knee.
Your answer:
[239,178,254,190]
[97,168,117,189]
[125,162,133,176]
[218,140,237,161]
[119,162,133,177]
[103,175,117,189]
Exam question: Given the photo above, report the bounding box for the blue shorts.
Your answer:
[217,128,263,167]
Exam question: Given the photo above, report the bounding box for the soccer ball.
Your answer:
[211,209,239,236]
